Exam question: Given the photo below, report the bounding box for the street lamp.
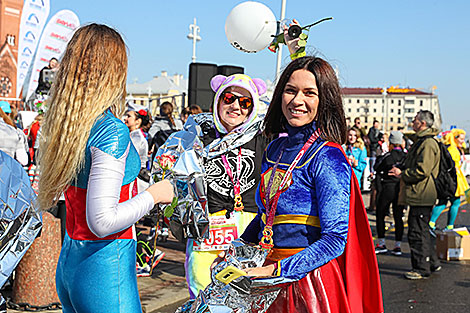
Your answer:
[187,18,201,63]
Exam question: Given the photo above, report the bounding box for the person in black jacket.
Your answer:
[368,120,383,171]
[35,58,59,95]
[374,131,406,255]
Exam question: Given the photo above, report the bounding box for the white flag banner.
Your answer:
[26,9,80,101]
[16,0,50,98]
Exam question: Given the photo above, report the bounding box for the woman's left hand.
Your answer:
[244,264,276,277]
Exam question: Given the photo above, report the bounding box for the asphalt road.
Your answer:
[375,200,470,313]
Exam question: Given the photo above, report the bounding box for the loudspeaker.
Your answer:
[188,63,218,111]
[217,65,244,76]
[188,63,245,112]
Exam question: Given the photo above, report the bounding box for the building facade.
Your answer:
[342,86,441,132]
[127,71,188,117]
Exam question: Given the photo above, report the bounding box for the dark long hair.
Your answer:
[264,56,346,144]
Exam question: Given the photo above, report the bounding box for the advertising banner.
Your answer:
[16,0,50,97]
[26,9,80,101]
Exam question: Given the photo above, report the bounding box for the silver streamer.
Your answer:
[176,239,296,313]
[152,114,264,241]
[0,151,43,306]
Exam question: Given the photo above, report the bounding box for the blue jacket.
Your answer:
[344,145,367,188]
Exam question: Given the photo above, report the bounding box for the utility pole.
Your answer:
[187,18,201,63]
[275,0,287,83]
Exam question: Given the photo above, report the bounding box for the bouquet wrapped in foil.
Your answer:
[152,113,264,242]
[0,151,43,307]
[176,239,296,313]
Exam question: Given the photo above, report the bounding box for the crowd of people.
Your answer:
[0,21,469,313]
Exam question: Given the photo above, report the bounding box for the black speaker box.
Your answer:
[188,63,245,112]
[188,63,218,111]
[217,65,244,76]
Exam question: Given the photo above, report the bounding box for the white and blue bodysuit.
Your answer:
[56,110,155,313]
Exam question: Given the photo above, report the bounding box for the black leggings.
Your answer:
[376,183,404,241]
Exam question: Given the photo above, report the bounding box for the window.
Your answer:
[348,108,351,113]
[398,100,401,106]
[405,99,414,105]
[348,99,351,103]
[7,35,15,46]
[391,109,394,113]
[365,117,368,123]
[398,117,401,123]
[382,99,384,103]
[374,99,377,104]
[420,100,423,106]
[365,99,370,104]
[405,108,415,113]
[391,100,394,104]
[391,117,394,122]
[374,109,377,113]
[364,108,369,113]
[357,99,360,104]
[357,108,360,113]
[398,109,401,114]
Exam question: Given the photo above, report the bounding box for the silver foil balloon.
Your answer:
[176,239,296,313]
[152,113,264,242]
[0,151,43,307]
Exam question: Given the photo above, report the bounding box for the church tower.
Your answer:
[0,0,23,99]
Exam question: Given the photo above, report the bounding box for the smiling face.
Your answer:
[348,129,358,145]
[281,69,319,128]
[217,86,253,132]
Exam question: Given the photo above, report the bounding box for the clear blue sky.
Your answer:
[49,0,470,132]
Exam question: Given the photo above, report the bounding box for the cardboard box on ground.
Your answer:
[436,227,470,260]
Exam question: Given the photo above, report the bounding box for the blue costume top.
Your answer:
[241,122,351,280]
[344,145,367,188]
[57,110,155,313]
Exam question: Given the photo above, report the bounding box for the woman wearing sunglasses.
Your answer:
[182,73,268,298]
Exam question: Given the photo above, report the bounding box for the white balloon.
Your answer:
[225,1,277,53]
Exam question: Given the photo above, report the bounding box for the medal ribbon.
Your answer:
[259,129,321,251]
[221,147,244,212]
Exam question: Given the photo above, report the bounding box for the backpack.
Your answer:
[432,139,457,200]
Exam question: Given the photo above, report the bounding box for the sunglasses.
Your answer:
[221,92,253,109]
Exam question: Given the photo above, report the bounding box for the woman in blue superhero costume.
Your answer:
[37,24,174,313]
[239,56,383,312]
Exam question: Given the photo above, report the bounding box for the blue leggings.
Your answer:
[430,196,461,227]
[56,233,141,313]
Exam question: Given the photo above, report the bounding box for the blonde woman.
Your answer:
[430,129,469,230]
[345,127,368,188]
[38,24,173,312]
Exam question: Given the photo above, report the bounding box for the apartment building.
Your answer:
[342,86,441,131]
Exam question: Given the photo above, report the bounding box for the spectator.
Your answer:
[35,57,59,95]
[344,127,368,188]
[389,110,441,280]
[148,102,183,163]
[0,106,28,166]
[429,129,469,231]
[374,131,406,256]
[181,104,203,124]
[29,114,43,164]
[368,120,382,171]
[148,102,183,138]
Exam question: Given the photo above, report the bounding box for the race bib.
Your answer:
[193,215,238,251]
